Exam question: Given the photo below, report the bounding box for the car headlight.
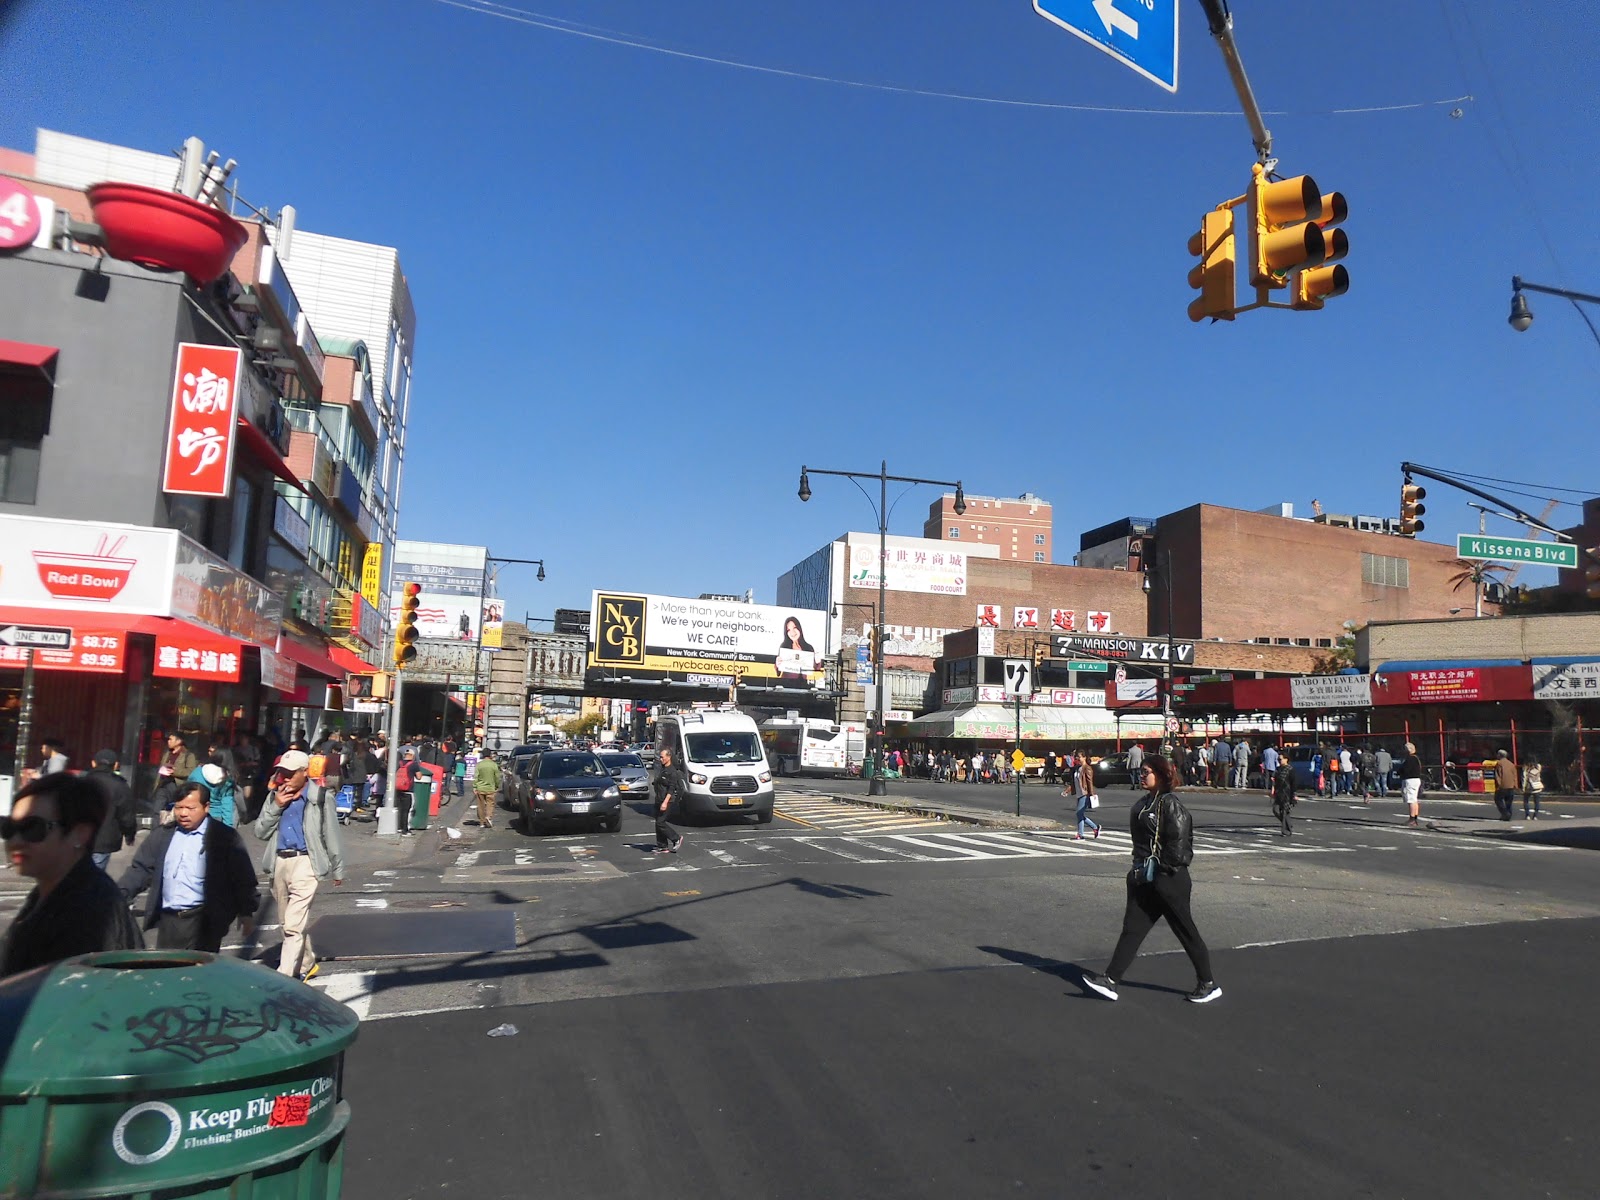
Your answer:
[690,772,708,785]
[758,771,772,783]
[539,789,557,802]
[602,786,619,799]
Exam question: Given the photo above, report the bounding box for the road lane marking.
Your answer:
[309,971,374,1021]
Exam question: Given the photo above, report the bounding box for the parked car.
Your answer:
[520,750,622,834]
[1089,752,1132,790]
[500,752,538,810]
[596,751,652,801]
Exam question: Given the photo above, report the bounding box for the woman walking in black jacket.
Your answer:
[1082,754,1222,1004]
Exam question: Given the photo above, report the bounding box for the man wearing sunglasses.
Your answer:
[253,749,344,981]
[118,782,260,953]
[1,774,143,977]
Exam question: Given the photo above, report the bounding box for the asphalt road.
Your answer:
[298,781,1600,1199]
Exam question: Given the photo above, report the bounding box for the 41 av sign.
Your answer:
[1456,534,1577,570]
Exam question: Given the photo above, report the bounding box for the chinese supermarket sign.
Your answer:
[1407,668,1481,702]
[162,343,242,498]
[153,633,243,682]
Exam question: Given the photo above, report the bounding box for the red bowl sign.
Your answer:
[32,552,137,603]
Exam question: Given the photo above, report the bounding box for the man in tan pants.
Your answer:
[254,750,344,981]
[473,752,502,830]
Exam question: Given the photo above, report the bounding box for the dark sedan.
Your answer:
[520,750,622,834]
[1089,752,1133,789]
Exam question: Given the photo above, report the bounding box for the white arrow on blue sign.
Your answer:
[1033,0,1179,94]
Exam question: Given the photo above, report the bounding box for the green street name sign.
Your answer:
[1456,534,1577,569]
[1064,659,1108,673]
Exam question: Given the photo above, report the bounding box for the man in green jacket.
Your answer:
[473,753,502,830]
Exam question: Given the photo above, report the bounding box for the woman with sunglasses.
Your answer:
[1,774,143,977]
[1081,754,1222,1005]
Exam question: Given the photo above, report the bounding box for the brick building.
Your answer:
[924,492,1053,563]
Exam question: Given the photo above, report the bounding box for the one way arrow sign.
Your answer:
[0,624,73,650]
[1033,0,1179,93]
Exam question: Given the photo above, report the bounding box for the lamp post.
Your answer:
[1508,276,1600,350]
[1142,548,1176,759]
[472,555,545,748]
[799,462,965,796]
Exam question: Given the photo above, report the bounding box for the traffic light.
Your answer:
[1293,189,1349,310]
[1186,208,1237,322]
[1033,642,1048,671]
[1585,549,1600,600]
[1399,482,1427,537]
[394,581,421,668]
[1247,163,1328,290]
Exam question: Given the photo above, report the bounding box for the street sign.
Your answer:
[1065,659,1108,673]
[1033,0,1179,93]
[1456,534,1577,570]
[1002,659,1034,697]
[0,624,72,650]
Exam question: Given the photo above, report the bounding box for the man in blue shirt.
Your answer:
[119,781,259,951]
[255,749,345,981]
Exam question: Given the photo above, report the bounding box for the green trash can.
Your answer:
[409,766,434,831]
[0,949,358,1198]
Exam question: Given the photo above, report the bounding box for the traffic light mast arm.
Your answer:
[1197,0,1273,167]
[1399,462,1574,542]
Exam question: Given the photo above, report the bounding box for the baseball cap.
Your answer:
[201,763,226,786]
[278,749,311,773]
[93,748,118,768]
[400,746,416,759]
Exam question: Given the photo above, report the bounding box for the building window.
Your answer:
[1034,534,1046,545]
[1362,552,1411,588]
[1034,552,1045,562]
[0,439,42,504]
[948,526,960,538]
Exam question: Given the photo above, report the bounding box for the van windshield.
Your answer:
[685,732,764,764]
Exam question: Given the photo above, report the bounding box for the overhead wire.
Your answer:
[433,0,1472,120]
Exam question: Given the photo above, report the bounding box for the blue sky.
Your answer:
[3,0,1596,621]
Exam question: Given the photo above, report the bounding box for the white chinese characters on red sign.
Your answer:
[162,343,242,498]
[153,634,242,682]
[1050,608,1076,632]
[0,179,43,251]
[0,630,125,674]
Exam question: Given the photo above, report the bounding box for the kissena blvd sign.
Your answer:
[1052,634,1195,664]
[1456,534,1578,570]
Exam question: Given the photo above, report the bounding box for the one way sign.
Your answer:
[0,624,73,650]
[1002,658,1034,697]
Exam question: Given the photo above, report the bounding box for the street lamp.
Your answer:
[799,462,965,795]
[1142,548,1176,759]
[1507,276,1600,348]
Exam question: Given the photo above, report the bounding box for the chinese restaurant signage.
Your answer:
[153,633,243,682]
[0,629,125,674]
[162,342,242,498]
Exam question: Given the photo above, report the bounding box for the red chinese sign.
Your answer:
[153,633,243,682]
[0,630,125,673]
[1407,668,1481,702]
[162,343,242,498]
[1050,608,1076,632]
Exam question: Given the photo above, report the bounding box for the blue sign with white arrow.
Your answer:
[1033,0,1179,94]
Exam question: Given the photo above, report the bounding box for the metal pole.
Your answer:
[870,461,889,796]
[1162,551,1175,760]
[471,566,488,746]
[376,668,404,837]
[1014,691,1022,818]
[12,649,35,778]
[1197,0,1272,163]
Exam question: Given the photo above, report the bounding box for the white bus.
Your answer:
[760,718,865,778]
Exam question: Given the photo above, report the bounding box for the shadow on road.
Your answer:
[978,944,1188,999]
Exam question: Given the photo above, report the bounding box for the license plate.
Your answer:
[726,797,744,806]
[568,801,590,813]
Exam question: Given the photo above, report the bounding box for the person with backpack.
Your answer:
[1081,753,1222,1004]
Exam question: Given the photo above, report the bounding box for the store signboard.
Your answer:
[0,629,126,674]
[162,343,242,498]
[849,539,967,596]
[1407,668,1481,702]
[0,514,177,616]
[153,633,243,682]
[360,542,384,608]
[1290,674,1373,709]
[1531,661,1600,698]
[171,537,282,646]
[259,645,297,692]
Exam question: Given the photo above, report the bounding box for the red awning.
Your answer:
[235,417,311,495]
[274,635,348,680]
[328,644,376,674]
[0,339,58,374]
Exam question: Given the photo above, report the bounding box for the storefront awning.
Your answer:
[274,635,349,680]
[235,417,311,495]
[907,704,1165,740]
[0,339,59,377]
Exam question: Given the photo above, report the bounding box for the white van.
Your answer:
[655,709,774,823]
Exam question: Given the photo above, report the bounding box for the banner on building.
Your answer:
[482,597,504,650]
[1290,674,1373,709]
[1407,668,1481,702]
[259,645,297,692]
[0,515,178,616]
[162,343,242,498]
[849,539,967,596]
[389,542,488,643]
[1530,661,1600,698]
[588,591,829,690]
[153,633,243,682]
[360,542,384,608]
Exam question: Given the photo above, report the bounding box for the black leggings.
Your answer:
[1106,868,1214,985]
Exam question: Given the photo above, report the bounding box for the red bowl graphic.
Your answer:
[32,552,137,602]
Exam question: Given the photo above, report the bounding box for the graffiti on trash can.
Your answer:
[112,988,351,1063]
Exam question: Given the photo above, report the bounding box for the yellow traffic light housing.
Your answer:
[1400,482,1427,537]
[1187,208,1237,323]
[1033,642,1048,670]
[1247,164,1327,289]
[1584,549,1600,600]
[1293,190,1349,310]
[395,581,421,668]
